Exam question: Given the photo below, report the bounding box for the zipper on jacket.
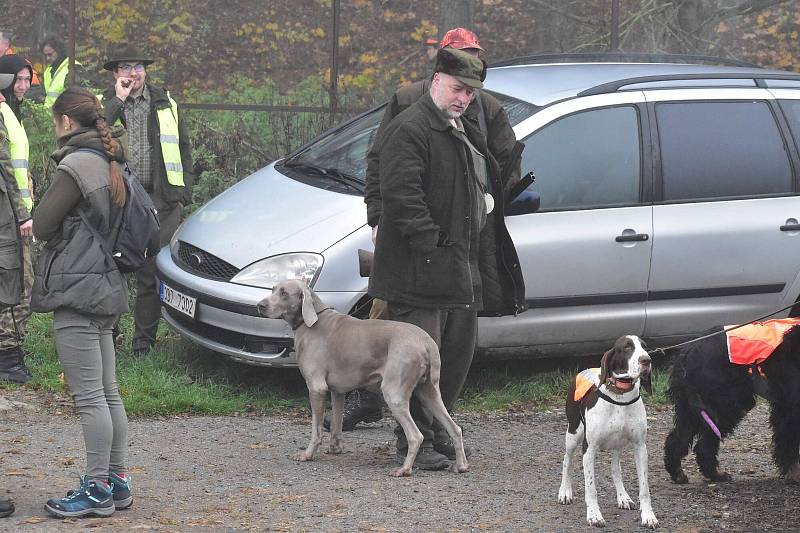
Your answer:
[457,136,476,307]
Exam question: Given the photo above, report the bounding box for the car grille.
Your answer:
[176,241,240,281]
[166,308,293,357]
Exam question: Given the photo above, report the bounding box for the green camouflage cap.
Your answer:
[434,48,486,89]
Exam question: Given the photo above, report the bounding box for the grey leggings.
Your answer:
[54,308,128,480]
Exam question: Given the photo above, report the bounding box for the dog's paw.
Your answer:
[557,487,573,505]
[292,451,314,462]
[641,511,658,529]
[708,470,732,482]
[617,493,636,510]
[390,466,412,477]
[586,508,606,527]
[785,462,800,484]
[450,461,469,474]
[670,471,689,484]
[327,444,343,455]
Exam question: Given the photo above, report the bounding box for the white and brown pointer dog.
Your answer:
[557,335,658,529]
[257,279,468,477]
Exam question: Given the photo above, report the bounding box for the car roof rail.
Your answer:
[489,52,759,69]
[578,72,800,97]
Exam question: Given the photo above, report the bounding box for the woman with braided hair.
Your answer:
[30,87,132,519]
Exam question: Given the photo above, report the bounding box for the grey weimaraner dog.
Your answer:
[257,279,469,477]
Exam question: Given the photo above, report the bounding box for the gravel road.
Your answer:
[0,389,797,532]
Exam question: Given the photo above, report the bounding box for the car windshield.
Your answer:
[284,106,384,183]
[282,89,539,186]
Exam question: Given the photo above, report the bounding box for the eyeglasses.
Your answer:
[117,63,146,74]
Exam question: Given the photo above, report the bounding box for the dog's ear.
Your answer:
[300,284,319,328]
[641,369,653,395]
[598,348,613,385]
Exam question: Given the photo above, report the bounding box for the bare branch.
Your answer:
[526,0,601,28]
[697,0,792,33]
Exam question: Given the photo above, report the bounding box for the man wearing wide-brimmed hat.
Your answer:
[101,45,194,357]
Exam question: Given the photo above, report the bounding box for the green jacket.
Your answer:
[101,84,194,207]
[0,117,24,307]
[368,93,525,315]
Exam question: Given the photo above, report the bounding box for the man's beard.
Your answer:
[431,87,464,119]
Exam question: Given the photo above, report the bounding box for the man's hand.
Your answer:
[115,76,134,101]
[371,225,378,246]
[18,219,32,238]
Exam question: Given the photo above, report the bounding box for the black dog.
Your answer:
[664,324,800,484]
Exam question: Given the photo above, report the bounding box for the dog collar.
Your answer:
[597,389,641,406]
[291,307,334,330]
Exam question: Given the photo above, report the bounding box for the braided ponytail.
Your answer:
[52,87,126,206]
[92,97,126,207]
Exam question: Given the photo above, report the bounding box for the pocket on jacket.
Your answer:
[0,241,21,307]
[413,245,456,297]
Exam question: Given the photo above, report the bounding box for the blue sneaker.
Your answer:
[45,476,115,518]
[109,472,133,510]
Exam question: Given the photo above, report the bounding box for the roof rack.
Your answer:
[578,72,800,97]
[490,52,759,69]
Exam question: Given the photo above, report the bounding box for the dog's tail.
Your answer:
[426,338,441,387]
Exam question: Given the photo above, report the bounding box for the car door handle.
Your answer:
[615,233,649,242]
[780,223,800,232]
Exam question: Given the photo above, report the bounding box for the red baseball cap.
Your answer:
[425,37,439,46]
[440,27,483,51]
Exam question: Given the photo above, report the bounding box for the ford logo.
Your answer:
[188,253,203,269]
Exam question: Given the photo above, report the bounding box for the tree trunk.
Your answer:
[439,0,476,37]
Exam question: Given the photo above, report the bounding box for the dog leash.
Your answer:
[648,298,800,358]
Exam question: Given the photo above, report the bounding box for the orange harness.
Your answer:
[574,368,600,402]
[725,318,800,369]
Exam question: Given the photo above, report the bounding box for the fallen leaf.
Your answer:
[17,517,47,524]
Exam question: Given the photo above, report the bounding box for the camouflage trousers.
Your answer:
[0,239,33,350]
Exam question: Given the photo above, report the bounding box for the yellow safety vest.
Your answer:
[156,95,185,186]
[100,92,185,187]
[0,102,31,210]
[43,58,79,108]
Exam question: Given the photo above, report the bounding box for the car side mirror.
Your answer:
[507,190,540,216]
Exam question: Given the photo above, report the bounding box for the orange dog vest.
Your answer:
[725,318,800,365]
[574,368,600,402]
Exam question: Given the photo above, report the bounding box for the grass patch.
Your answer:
[12,312,673,417]
[18,312,308,417]
[457,358,671,412]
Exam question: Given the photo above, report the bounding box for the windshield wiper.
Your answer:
[281,160,364,193]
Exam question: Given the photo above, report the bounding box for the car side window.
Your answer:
[519,106,641,212]
[778,99,800,155]
[656,101,792,201]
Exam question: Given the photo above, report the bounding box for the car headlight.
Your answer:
[230,253,323,289]
[170,220,186,256]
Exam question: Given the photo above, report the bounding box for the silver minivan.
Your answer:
[156,57,800,366]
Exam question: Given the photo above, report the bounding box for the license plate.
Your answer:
[160,281,196,319]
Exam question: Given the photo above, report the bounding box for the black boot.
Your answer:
[323,389,383,431]
[0,347,31,384]
[0,496,14,518]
